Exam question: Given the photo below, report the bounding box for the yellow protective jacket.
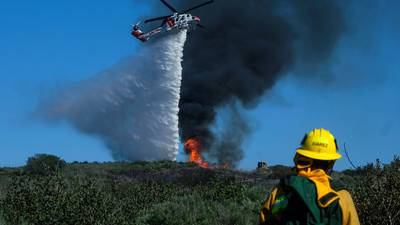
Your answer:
[259,169,360,225]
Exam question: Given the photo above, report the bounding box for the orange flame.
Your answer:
[184,138,209,168]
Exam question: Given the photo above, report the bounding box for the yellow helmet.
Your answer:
[296,128,341,160]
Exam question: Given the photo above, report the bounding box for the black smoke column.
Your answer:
[175,0,346,166]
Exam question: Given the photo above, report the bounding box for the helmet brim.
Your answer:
[296,149,342,160]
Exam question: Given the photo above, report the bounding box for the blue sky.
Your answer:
[0,0,398,170]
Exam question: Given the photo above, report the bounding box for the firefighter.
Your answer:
[259,128,360,225]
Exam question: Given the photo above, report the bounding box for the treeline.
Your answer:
[0,154,399,225]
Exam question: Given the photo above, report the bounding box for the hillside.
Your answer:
[0,155,399,225]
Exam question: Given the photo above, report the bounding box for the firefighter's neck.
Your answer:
[296,167,332,176]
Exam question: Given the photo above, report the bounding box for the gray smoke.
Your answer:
[209,103,250,166]
[173,0,346,165]
[38,31,187,161]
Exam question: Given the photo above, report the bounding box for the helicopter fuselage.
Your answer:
[131,0,211,42]
[132,13,200,42]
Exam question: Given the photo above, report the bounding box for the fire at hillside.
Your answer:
[184,138,209,168]
[184,138,230,169]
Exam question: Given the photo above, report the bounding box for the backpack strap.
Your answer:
[318,191,339,208]
[298,169,340,208]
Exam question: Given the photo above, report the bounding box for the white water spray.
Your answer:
[40,31,187,161]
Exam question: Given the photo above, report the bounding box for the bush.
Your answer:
[24,154,66,176]
[136,195,218,225]
[5,156,400,225]
[0,174,136,225]
[349,157,400,225]
[136,191,263,225]
[0,164,269,225]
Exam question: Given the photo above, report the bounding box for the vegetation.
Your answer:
[347,157,400,225]
[0,155,399,225]
[24,154,66,176]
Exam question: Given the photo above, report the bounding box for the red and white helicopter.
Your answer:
[131,0,213,42]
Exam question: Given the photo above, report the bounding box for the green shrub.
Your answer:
[136,195,217,225]
[0,174,136,225]
[6,156,399,225]
[24,154,66,176]
[136,192,262,225]
[0,161,270,225]
[349,157,400,225]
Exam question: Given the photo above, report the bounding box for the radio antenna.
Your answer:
[343,143,358,169]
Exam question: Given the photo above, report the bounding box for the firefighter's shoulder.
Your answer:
[337,190,360,225]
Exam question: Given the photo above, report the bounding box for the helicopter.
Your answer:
[131,0,213,42]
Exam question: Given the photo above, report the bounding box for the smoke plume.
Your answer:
[175,0,346,165]
[38,31,187,161]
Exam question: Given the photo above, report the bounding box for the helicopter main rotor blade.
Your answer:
[160,0,178,13]
[182,0,214,13]
[144,15,171,23]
